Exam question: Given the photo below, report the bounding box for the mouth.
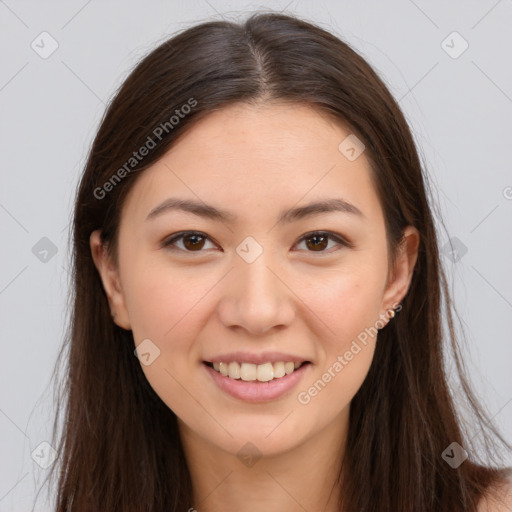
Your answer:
[203,360,311,382]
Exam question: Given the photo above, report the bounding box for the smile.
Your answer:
[203,360,312,402]
[205,360,309,382]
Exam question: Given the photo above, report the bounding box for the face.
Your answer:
[91,102,418,458]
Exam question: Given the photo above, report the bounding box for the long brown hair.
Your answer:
[41,12,510,511]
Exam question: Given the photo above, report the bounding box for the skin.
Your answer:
[90,102,420,511]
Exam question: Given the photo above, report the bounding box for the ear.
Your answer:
[380,225,420,320]
[89,230,131,330]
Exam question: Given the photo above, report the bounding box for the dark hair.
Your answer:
[42,11,510,511]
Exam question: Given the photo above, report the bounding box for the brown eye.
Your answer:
[163,232,216,253]
[305,234,329,251]
[295,231,348,253]
[182,234,206,250]
[163,230,349,255]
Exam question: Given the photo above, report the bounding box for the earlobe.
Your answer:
[89,230,132,330]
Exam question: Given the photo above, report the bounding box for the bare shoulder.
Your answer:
[477,469,512,512]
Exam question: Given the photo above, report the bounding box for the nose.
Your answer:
[216,253,296,336]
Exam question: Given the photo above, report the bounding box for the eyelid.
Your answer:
[162,230,218,253]
[294,231,353,251]
[162,230,352,253]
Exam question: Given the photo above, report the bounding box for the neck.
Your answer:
[178,408,349,512]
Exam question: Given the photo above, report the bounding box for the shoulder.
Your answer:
[477,468,512,512]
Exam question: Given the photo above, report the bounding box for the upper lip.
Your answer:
[204,351,311,365]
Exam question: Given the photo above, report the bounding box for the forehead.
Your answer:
[121,102,383,227]
[164,102,358,177]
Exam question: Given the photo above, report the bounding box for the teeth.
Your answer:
[210,361,306,381]
[273,361,285,378]
[229,361,241,379]
[256,362,273,382]
[240,363,257,381]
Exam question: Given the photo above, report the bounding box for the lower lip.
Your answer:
[203,362,311,403]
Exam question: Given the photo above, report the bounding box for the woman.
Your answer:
[45,12,511,512]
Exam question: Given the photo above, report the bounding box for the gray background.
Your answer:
[1,1,511,510]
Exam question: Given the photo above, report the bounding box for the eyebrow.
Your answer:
[145,197,365,224]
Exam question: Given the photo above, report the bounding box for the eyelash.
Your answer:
[162,230,351,254]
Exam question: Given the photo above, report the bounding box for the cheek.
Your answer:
[297,274,380,414]
[299,341,376,421]
[296,266,383,404]
[120,260,210,420]
[120,254,209,344]
[301,263,385,344]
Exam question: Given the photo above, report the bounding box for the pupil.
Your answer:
[308,235,327,251]
[185,234,204,250]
